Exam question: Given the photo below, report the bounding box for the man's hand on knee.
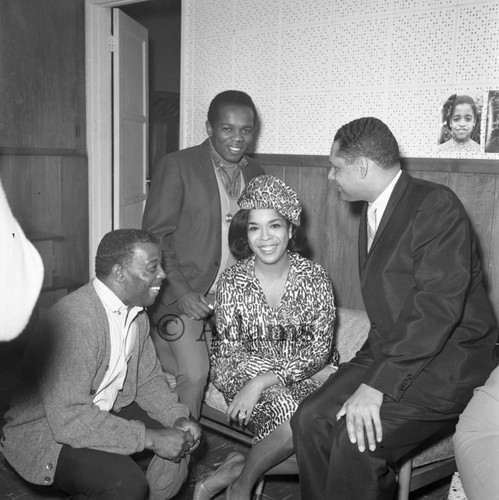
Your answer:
[336,383,383,452]
[173,416,202,452]
[144,427,195,462]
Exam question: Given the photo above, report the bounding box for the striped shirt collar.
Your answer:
[93,277,143,318]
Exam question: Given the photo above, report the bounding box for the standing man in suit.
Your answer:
[142,90,263,418]
[291,117,498,499]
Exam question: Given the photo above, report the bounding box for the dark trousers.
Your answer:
[290,362,458,500]
[53,403,162,500]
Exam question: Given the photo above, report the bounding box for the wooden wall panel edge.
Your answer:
[252,154,499,174]
[0,148,81,156]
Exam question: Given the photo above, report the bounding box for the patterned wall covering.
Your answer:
[181,0,499,158]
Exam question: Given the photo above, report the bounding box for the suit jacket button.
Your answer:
[46,463,53,470]
[214,261,219,267]
[371,322,376,329]
[90,389,96,395]
[44,476,51,484]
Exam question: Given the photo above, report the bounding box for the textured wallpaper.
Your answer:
[181,0,499,158]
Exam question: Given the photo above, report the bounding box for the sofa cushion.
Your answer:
[334,307,370,363]
[204,381,230,413]
[412,434,454,467]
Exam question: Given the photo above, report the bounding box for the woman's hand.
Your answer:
[226,372,279,426]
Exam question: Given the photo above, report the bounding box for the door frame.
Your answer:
[85,0,152,275]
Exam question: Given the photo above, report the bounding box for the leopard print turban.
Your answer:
[238,175,302,226]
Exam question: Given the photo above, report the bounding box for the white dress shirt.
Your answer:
[92,278,143,411]
[367,169,402,250]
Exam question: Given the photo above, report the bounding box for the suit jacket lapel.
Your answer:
[360,171,411,272]
[198,140,222,228]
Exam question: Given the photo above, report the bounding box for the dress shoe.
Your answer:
[193,451,245,500]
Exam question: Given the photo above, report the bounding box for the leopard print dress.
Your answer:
[211,252,337,442]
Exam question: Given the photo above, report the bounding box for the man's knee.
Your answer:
[330,421,358,459]
[55,453,149,500]
[291,394,322,438]
[112,471,149,500]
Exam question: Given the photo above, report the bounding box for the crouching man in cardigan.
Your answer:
[1,229,201,500]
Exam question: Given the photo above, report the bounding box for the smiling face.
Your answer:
[119,242,166,308]
[328,141,365,202]
[206,104,255,163]
[247,209,292,267]
[449,103,476,143]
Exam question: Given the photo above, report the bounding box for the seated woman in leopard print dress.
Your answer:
[194,175,337,500]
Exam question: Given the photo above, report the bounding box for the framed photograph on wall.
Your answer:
[484,90,499,154]
[436,92,483,157]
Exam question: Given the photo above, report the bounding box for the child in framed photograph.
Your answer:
[437,94,481,155]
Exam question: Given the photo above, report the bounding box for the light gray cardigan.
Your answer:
[1,282,189,499]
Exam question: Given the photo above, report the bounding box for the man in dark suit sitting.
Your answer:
[291,117,498,500]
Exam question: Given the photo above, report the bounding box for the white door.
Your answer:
[113,8,148,229]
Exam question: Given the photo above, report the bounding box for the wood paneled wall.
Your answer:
[0,1,85,151]
[0,155,88,286]
[0,0,88,301]
[254,154,499,323]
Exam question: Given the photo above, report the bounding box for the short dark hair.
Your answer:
[446,95,478,127]
[207,90,258,127]
[95,229,159,279]
[333,117,400,169]
[229,209,305,260]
